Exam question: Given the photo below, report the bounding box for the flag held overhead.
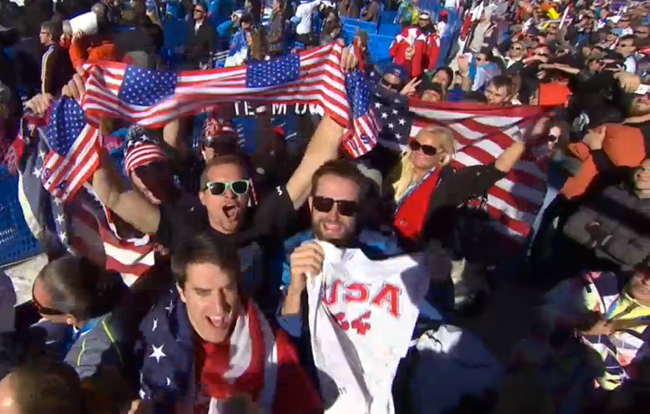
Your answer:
[42,98,100,202]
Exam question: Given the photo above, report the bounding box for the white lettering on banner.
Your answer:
[232,102,321,117]
[243,102,253,116]
[272,103,287,115]
[295,103,308,115]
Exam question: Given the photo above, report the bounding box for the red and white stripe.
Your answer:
[81,43,374,157]
[124,143,169,175]
[42,124,100,201]
[68,186,157,281]
[409,101,549,240]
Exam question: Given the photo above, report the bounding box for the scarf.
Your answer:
[196,297,274,409]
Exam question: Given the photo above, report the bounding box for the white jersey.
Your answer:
[306,242,430,414]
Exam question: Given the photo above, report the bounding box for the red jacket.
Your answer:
[393,169,443,241]
[424,32,441,71]
[389,27,427,78]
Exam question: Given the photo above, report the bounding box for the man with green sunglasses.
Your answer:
[65,44,357,288]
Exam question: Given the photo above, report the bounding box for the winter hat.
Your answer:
[123,125,169,175]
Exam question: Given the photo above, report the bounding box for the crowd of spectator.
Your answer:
[0,0,648,412]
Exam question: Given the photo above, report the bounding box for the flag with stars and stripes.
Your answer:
[41,98,101,202]
[82,42,378,158]
[375,98,550,241]
[16,116,157,280]
[138,290,323,414]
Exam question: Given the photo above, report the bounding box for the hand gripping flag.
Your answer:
[41,98,101,201]
[81,42,378,154]
[374,98,551,242]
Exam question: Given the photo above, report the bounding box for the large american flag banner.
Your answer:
[375,98,550,241]
[82,42,378,155]
[34,43,377,203]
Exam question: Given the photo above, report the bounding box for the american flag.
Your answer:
[18,118,156,279]
[375,98,549,241]
[82,42,378,156]
[41,98,100,202]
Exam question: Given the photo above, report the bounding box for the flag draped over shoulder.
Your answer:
[377,99,550,240]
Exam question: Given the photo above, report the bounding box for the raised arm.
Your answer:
[284,114,344,209]
[92,148,162,234]
[62,74,162,235]
[283,45,358,209]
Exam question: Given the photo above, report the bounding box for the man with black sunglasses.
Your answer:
[283,160,384,316]
[30,255,130,380]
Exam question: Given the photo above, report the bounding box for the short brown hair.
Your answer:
[41,20,62,40]
[310,159,369,199]
[171,232,241,289]
[199,154,248,191]
[11,359,84,414]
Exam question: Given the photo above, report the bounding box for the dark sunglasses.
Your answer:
[381,79,401,90]
[32,284,64,316]
[510,46,523,51]
[204,180,250,196]
[408,139,439,156]
[312,196,359,217]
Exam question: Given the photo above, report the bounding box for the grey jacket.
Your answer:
[64,313,127,379]
[563,184,650,269]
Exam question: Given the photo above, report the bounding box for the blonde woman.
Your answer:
[388,125,535,248]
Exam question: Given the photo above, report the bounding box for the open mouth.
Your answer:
[206,315,229,329]
[322,221,343,233]
[223,203,240,221]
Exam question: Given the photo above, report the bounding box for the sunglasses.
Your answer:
[32,284,64,316]
[204,180,250,196]
[381,79,401,90]
[312,196,359,217]
[409,139,439,156]
[510,46,523,51]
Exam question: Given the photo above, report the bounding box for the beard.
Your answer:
[313,217,355,246]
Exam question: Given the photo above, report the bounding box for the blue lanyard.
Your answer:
[394,168,436,215]
[65,317,101,353]
[605,296,623,321]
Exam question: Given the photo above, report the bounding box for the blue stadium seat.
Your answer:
[379,11,397,24]
[340,16,379,34]
[0,168,42,266]
[377,23,401,37]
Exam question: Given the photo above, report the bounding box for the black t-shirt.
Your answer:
[155,185,296,253]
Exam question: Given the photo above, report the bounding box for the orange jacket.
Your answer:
[69,37,121,69]
[561,124,646,199]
